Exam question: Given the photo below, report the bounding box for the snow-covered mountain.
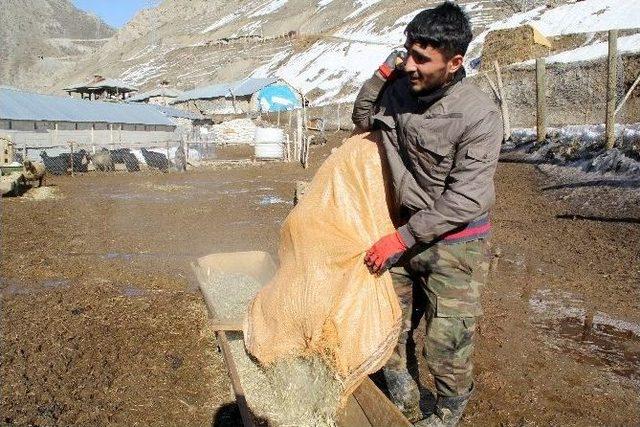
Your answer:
[46,0,508,104]
[14,0,640,106]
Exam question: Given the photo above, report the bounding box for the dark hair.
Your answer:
[405,1,473,58]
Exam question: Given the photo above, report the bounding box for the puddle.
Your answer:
[102,252,134,261]
[121,285,147,298]
[530,289,640,382]
[43,279,70,289]
[258,195,290,205]
[1,277,69,295]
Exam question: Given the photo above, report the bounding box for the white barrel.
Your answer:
[254,127,284,160]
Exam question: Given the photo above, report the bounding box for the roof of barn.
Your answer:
[0,86,174,126]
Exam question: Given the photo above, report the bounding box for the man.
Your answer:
[352,2,502,426]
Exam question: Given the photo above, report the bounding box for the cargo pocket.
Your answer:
[423,242,483,318]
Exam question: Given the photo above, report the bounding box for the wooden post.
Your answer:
[288,109,292,127]
[535,58,546,143]
[615,72,640,117]
[605,29,618,150]
[23,143,27,161]
[336,103,341,131]
[493,60,511,141]
[285,133,291,162]
[296,109,303,163]
[69,141,74,177]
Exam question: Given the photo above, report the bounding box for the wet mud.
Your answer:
[1,133,639,425]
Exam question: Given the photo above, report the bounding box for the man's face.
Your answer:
[403,41,463,93]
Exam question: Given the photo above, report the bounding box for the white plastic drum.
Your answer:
[254,127,284,160]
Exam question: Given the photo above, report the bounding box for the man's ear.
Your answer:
[448,54,464,73]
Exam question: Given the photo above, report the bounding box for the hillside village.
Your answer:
[1,0,639,426]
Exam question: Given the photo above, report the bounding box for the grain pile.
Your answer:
[195,267,343,426]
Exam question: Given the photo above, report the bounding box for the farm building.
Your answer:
[147,104,207,135]
[128,86,184,105]
[64,75,138,100]
[173,77,301,115]
[0,86,178,151]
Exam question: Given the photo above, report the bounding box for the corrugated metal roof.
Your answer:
[174,77,279,102]
[148,104,204,120]
[64,78,138,92]
[128,87,184,102]
[0,86,174,126]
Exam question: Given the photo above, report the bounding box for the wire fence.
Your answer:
[16,138,218,176]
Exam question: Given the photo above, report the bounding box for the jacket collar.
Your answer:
[415,67,466,107]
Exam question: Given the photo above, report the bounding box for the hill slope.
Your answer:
[48,0,508,103]
[0,0,114,91]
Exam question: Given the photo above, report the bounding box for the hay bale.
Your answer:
[481,25,552,70]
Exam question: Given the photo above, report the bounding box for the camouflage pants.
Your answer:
[385,239,490,398]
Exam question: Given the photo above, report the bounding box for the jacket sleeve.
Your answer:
[352,73,387,131]
[397,110,503,246]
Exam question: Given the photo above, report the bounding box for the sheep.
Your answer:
[90,149,115,172]
[40,151,67,175]
[141,148,169,172]
[22,160,46,187]
[122,152,140,172]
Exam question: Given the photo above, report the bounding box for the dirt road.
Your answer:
[1,132,638,425]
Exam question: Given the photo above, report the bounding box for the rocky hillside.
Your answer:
[0,0,114,91]
[14,0,638,106]
[47,0,509,103]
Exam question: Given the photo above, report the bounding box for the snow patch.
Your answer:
[249,0,288,17]
[345,0,383,20]
[515,33,640,66]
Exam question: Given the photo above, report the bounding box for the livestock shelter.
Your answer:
[0,86,178,153]
[127,87,184,105]
[173,77,301,115]
[64,75,138,101]
[147,104,207,135]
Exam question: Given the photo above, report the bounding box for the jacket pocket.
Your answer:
[467,144,497,162]
[414,131,454,176]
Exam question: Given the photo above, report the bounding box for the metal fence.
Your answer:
[16,137,218,176]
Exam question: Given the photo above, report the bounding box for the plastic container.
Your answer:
[254,128,284,160]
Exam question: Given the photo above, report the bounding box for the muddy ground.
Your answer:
[1,132,639,426]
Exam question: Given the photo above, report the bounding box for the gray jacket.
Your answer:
[352,72,503,246]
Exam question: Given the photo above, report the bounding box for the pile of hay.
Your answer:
[481,25,551,70]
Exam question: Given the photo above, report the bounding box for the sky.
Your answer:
[72,0,161,28]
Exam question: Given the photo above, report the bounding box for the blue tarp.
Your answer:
[256,84,301,112]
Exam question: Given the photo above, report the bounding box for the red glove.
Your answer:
[377,50,407,81]
[365,231,408,274]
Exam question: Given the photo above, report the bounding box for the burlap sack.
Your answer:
[244,132,402,397]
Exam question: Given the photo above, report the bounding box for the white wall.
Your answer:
[3,123,180,151]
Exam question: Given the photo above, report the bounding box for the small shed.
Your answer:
[64,75,138,101]
[480,24,552,70]
[128,86,184,105]
[173,77,301,115]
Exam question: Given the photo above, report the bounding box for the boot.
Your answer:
[413,385,473,427]
[383,368,422,422]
